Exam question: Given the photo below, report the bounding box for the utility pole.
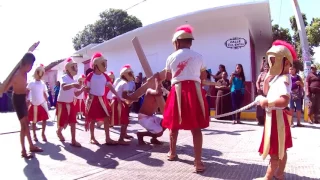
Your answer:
[291,0,311,121]
[291,0,311,77]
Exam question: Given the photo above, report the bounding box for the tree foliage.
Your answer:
[72,9,143,50]
[289,14,320,59]
[272,24,292,44]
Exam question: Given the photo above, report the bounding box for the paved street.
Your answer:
[0,111,319,180]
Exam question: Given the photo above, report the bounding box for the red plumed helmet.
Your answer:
[91,52,103,60]
[176,24,193,33]
[66,57,73,63]
[90,52,105,69]
[172,24,195,42]
[120,64,133,76]
[272,40,297,61]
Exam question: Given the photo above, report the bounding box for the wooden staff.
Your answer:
[0,41,40,97]
[132,37,165,113]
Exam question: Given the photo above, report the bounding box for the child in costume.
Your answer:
[74,75,86,120]
[85,53,121,145]
[27,64,50,142]
[56,57,86,147]
[257,40,296,180]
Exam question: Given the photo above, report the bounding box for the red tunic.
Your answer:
[85,72,112,123]
[162,80,209,130]
[28,104,49,123]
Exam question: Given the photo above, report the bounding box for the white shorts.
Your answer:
[138,113,163,134]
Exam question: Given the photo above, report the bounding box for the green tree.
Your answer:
[72,8,143,50]
[272,24,292,43]
[290,14,320,59]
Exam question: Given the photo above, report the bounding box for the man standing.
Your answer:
[306,64,320,124]
[161,24,209,173]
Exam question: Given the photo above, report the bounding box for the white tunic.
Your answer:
[27,80,48,106]
[266,74,292,110]
[108,79,129,100]
[75,92,84,100]
[87,73,110,96]
[57,74,76,103]
[165,48,206,85]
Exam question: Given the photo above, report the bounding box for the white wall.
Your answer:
[102,17,252,81]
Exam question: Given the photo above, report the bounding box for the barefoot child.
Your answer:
[3,42,43,158]
[27,64,50,142]
[56,57,86,147]
[137,74,166,145]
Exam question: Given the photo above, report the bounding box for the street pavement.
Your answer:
[0,110,319,180]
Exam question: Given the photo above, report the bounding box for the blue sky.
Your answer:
[270,0,320,34]
[0,0,319,80]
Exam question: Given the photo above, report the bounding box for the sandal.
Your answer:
[90,139,100,145]
[56,131,65,141]
[296,123,304,127]
[21,150,34,159]
[150,138,163,145]
[33,136,38,142]
[42,135,47,142]
[194,160,205,173]
[105,139,118,146]
[30,146,43,153]
[124,135,134,139]
[118,140,130,146]
[71,141,82,147]
[167,153,178,161]
[273,175,285,180]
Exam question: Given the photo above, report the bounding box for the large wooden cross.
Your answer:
[131,37,166,113]
[0,41,40,97]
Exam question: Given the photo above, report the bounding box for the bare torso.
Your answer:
[139,93,158,116]
[12,71,28,94]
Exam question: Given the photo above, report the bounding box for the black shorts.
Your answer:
[12,94,28,120]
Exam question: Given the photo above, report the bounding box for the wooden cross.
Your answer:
[0,41,40,97]
[131,37,166,113]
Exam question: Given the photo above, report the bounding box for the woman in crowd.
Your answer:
[289,63,304,127]
[230,64,245,124]
[255,64,269,125]
[203,70,213,112]
[211,64,227,82]
[215,71,232,120]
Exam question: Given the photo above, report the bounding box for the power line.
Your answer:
[125,0,147,11]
